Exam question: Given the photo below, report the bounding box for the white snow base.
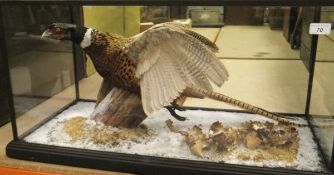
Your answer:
[24,102,325,172]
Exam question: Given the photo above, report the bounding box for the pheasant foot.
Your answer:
[166,106,187,121]
[172,101,186,111]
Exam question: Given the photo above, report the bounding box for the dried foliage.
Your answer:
[166,119,300,163]
[166,119,208,156]
[63,116,149,145]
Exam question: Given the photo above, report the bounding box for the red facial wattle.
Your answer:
[52,33,65,40]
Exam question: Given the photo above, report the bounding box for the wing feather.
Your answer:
[163,22,219,52]
[127,22,229,114]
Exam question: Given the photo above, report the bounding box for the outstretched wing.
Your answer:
[126,22,229,114]
[162,22,219,52]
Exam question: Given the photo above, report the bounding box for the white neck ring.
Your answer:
[80,28,93,48]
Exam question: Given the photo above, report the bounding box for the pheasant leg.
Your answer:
[166,106,187,121]
[172,101,186,111]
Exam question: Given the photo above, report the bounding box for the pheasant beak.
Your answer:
[41,29,52,39]
[41,29,65,41]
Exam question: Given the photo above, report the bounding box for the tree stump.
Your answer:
[90,87,147,128]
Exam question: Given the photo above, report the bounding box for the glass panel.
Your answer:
[2,5,76,135]
[310,6,334,165]
[20,5,329,173]
[184,6,308,114]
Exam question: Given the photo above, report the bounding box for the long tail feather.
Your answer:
[190,86,334,128]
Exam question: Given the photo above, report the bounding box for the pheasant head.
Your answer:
[41,23,92,48]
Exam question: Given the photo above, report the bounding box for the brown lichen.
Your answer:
[209,121,242,152]
[237,152,251,160]
[62,116,149,145]
[165,119,207,157]
[62,116,87,138]
[245,131,262,149]
[166,119,300,163]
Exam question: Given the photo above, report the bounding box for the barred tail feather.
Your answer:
[190,86,334,128]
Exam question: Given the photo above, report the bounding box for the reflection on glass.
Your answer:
[310,6,334,165]
[1,5,77,137]
[3,5,75,117]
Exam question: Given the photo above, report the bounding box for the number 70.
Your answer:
[317,28,323,32]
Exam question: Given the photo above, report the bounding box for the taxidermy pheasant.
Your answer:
[41,22,325,128]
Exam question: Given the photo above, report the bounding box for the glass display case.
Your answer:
[1,0,334,175]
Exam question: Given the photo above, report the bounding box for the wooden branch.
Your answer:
[91,87,147,128]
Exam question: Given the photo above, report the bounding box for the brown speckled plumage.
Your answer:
[84,30,140,94]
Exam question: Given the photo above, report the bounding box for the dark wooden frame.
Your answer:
[1,1,334,174]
